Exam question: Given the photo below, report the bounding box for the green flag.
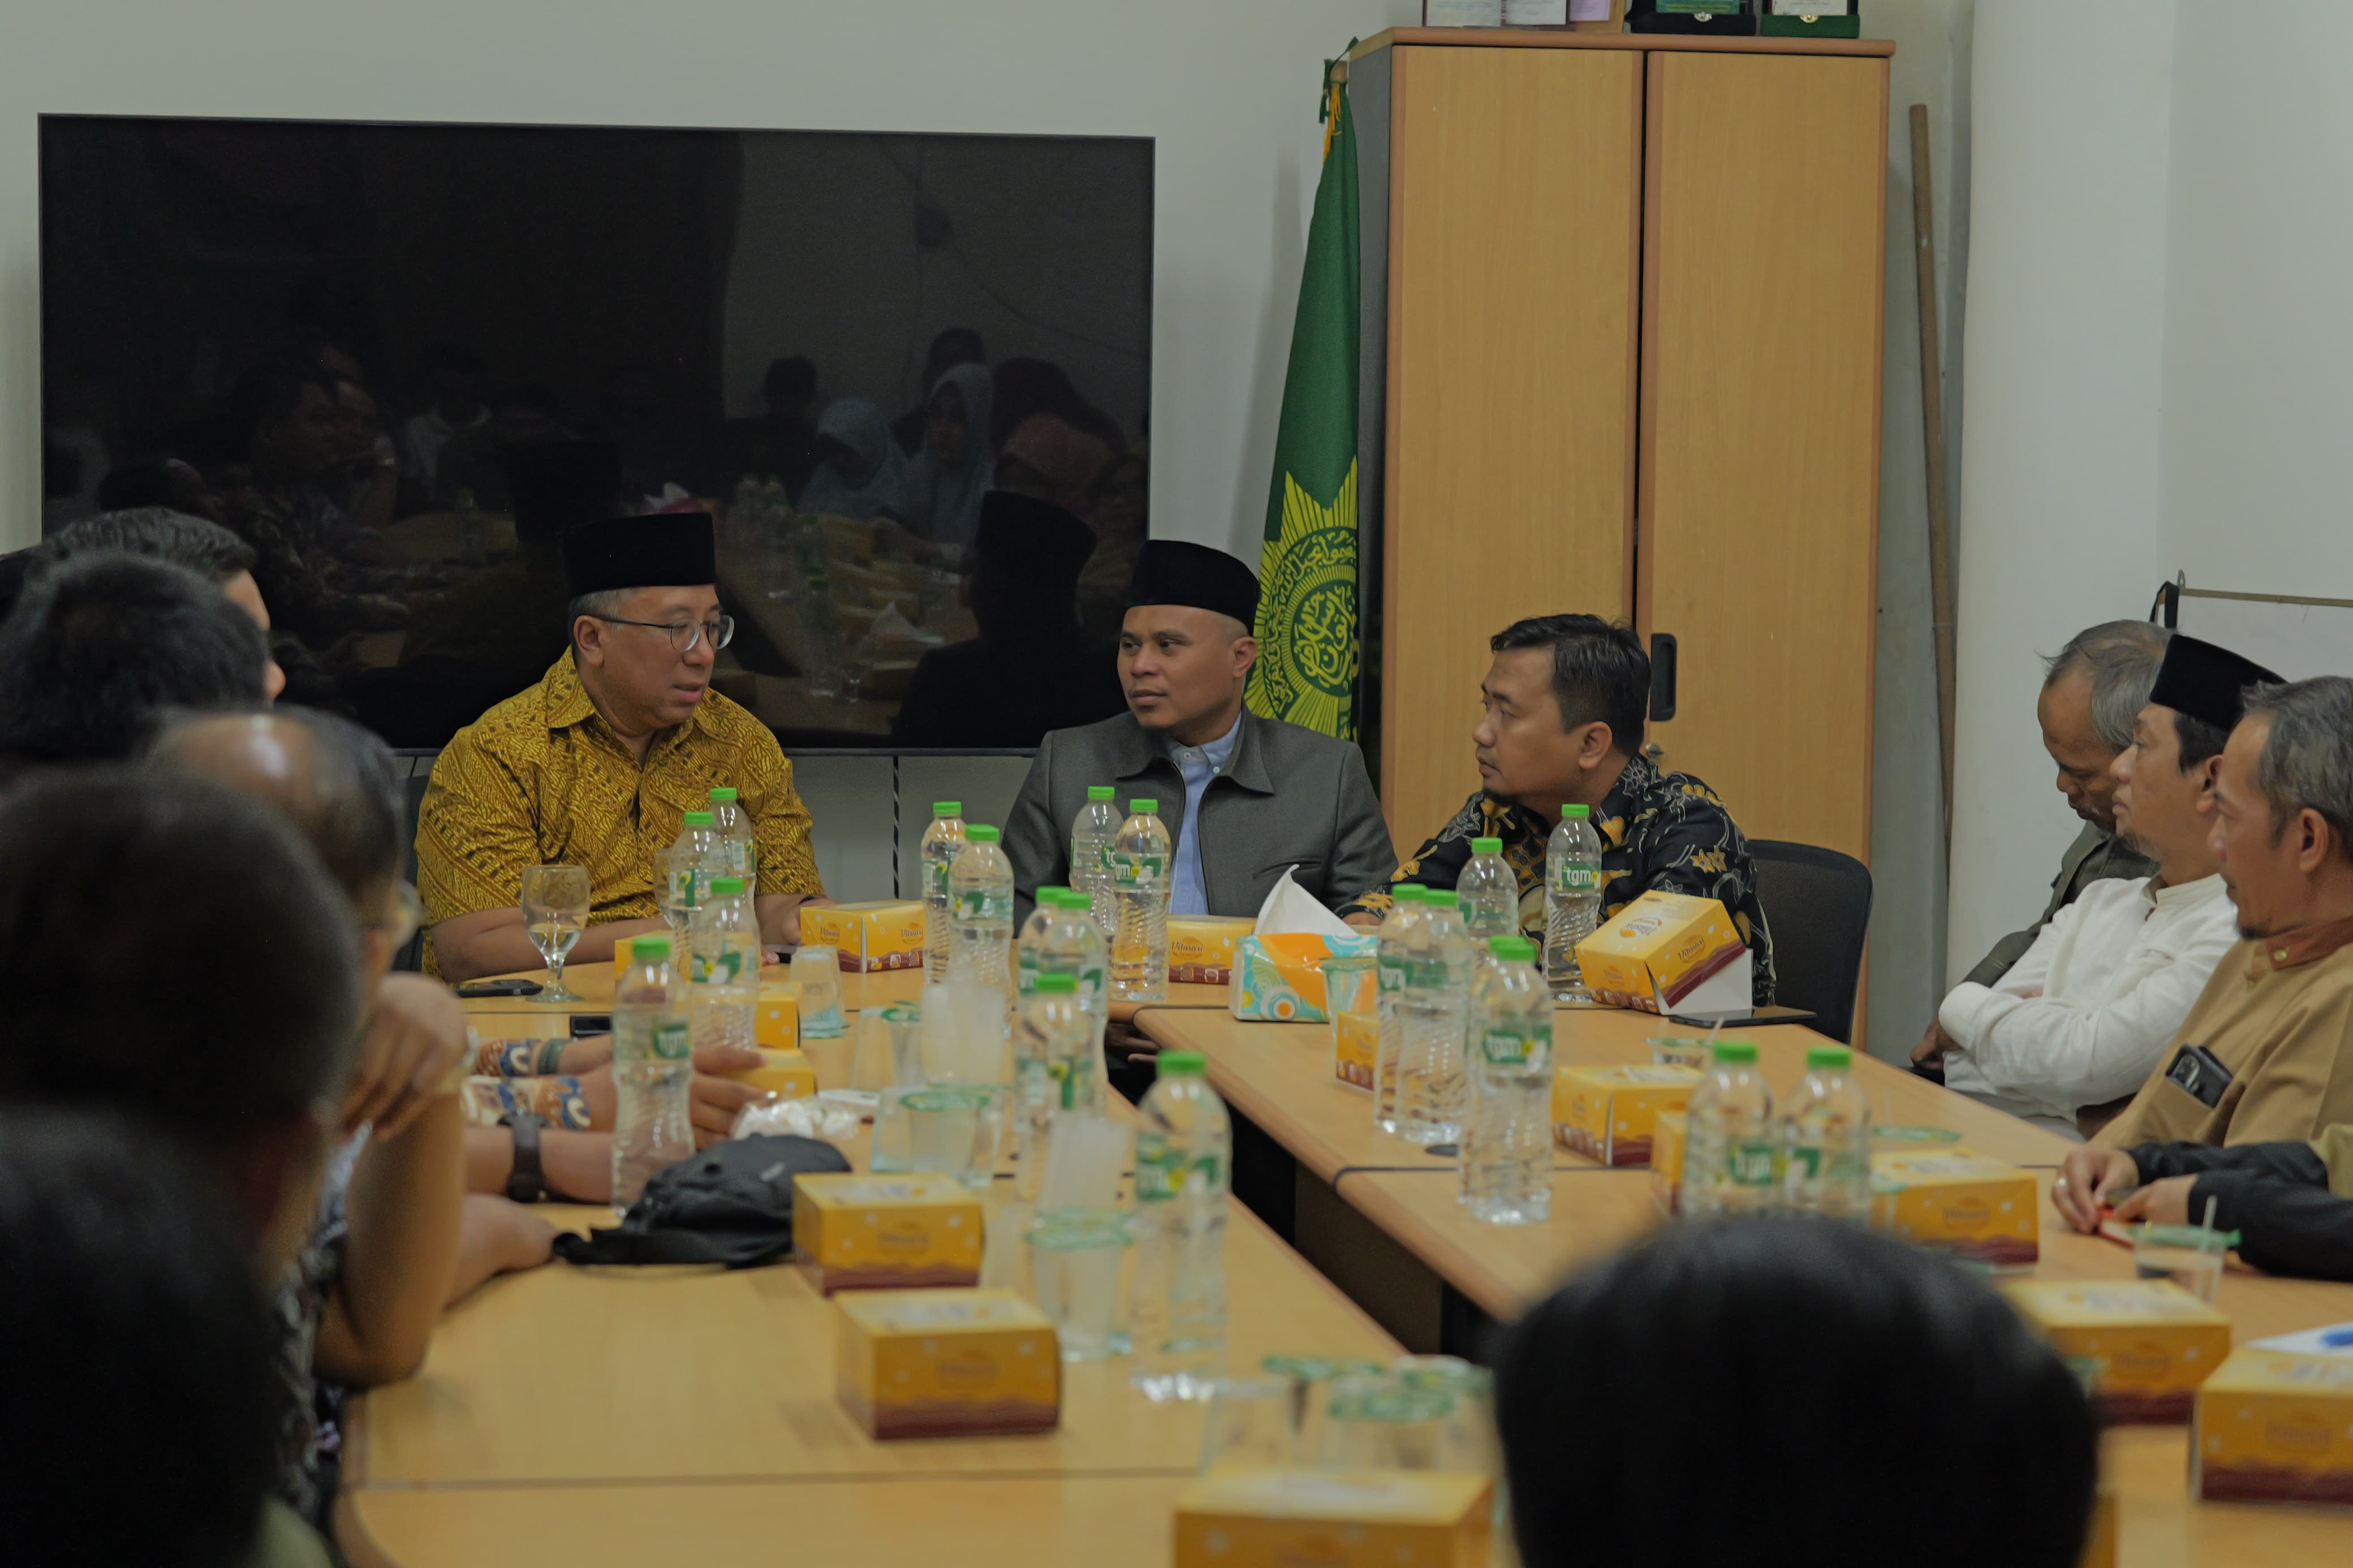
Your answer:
[1246,48,1361,740]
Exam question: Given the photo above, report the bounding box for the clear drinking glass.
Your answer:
[1200,1376,1300,1472]
[1025,1209,1132,1361]
[654,846,697,937]
[2132,1223,2230,1303]
[1321,954,1380,1090]
[1312,1370,1463,1470]
[520,864,591,1003]
[871,1083,1005,1189]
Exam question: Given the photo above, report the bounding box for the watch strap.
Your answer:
[500,1111,548,1203]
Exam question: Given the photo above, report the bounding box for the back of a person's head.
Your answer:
[42,506,256,585]
[1494,1220,2097,1568]
[0,551,266,768]
[0,768,363,1154]
[0,1108,280,1568]
[153,707,403,913]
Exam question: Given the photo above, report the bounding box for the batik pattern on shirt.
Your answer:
[1337,754,1775,1005]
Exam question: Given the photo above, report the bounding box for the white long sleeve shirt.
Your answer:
[1939,872,2239,1139]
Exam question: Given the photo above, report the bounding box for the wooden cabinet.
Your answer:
[1352,29,1890,865]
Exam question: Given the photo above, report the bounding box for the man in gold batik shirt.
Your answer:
[416,511,823,980]
[2091,671,2353,1151]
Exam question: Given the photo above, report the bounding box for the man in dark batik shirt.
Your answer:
[1339,614,1775,1005]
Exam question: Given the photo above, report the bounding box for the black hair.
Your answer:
[0,768,364,1150]
[1494,1220,2098,1568]
[0,552,268,768]
[229,363,335,453]
[0,1108,282,1568]
[1489,613,1649,751]
[2173,710,2231,771]
[41,507,256,584]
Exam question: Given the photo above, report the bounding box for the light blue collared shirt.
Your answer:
[1166,715,1243,917]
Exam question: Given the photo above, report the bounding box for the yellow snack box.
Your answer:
[2080,1489,2115,1568]
[793,1173,984,1294]
[2195,1346,2353,1504]
[834,1288,1060,1440]
[1869,1148,2039,1268]
[1169,916,1259,985]
[1333,1009,1379,1090]
[2002,1280,2232,1424]
[1574,889,1747,1013]
[1552,1063,1699,1167]
[1651,1109,1688,1213]
[800,900,927,972]
[1174,1470,1493,1568]
[719,1047,817,1099]
[754,983,801,1051]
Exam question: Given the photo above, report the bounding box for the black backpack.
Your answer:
[551,1135,851,1269]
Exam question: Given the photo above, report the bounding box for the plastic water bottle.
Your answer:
[949,825,1015,991]
[921,802,967,977]
[1782,1044,1873,1223]
[707,785,756,883]
[1070,785,1123,938]
[1545,804,1603,1003]
[1460,936,1553,1225]
[687,875,760,1055]
[1110,798,1172,1004]
[1458,835,1519,975]
[1131,1050,1230,1402]
[1396,889,1473,1147]
[1683,1040,1778,1220]
[1020,887,1109,1057]
[1373,884,1429,1137]
[1013,972,1097,1202]
[669,809,721,900]
[611,936,692,1206]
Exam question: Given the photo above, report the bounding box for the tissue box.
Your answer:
[2195,1346,2353,1502]
[1869,1148,2039,1267]
[800,900,926,972]
[1174,1470,1493,1568]
[1334,1009,1380,1090]
[1169,917,1258,985]
[1575,890,1750,1014]
[721,1047,817,1099]
[1552,1064,1700,1167]
[834,1289,1060,1439]
[793,1173,985,1294]
[755,983,801,1051]
[2003,1280,2232,1424]
[1651,1109,1687,1212]
[1230,932,1378,1023]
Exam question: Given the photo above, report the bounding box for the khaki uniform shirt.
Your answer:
[2093,915,2353,1149]
[416,651,822,971]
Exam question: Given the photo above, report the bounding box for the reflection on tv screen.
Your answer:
[38,116,1154,750]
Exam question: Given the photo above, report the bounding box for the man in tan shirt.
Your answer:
[2085,671,2353,1154]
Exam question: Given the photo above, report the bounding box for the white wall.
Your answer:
[1945,0,2177,978]
[0,0,1422,554]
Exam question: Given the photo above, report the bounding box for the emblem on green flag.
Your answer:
[1247,46,1361,741]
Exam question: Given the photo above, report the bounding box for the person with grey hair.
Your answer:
[1930,634,2264,1138]
[1916,620,2170,1072]
[2050,676,2353,1189]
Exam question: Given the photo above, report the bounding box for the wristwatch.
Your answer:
[498,1111,549,1203]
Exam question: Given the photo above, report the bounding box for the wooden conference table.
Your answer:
[1132,1004,2353,1568]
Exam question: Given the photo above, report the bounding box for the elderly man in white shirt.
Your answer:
[1939,634,2259,1139]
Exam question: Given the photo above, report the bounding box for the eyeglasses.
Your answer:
[368,881,425,949]
[589,613,736,654]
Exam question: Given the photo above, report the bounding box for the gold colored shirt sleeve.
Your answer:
[415,724,541,927]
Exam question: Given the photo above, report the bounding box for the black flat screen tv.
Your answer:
[38,115,1154,750]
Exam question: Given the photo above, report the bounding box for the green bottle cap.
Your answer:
[709,876,745,896]
[683,810,714,827]
[1425,890,1458,909]
[1470,837,1502,855]
[1036,885,1071,904]
[1806,1045,1852,1072]
[1156,1051,1205,1075]
[933,801,962,817]
[1130,798,1159,814]
[1562,804,1590,819]
[1035,973,1078,994]
[631,936,673,962]
[1393,884,1428,903]
[1087,785,1115,801]
[1489,936,1537,962]
[1711,1040,1759,1065]
[709,787,738,804]
[966,824,1000,844]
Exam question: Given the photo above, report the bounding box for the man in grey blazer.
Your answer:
[1004,539,1394,927]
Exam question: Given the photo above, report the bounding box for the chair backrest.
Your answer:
[393,749,437,973]
[1747,839,1873,1046]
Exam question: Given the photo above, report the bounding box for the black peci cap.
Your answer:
[973,491,1097,585]
[2148,633,2283,732]
[1124,539,1259,629]
[560,512,717,598]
